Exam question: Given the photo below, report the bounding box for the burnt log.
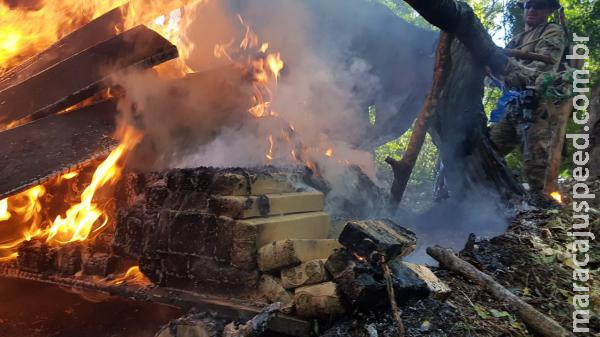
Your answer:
[338,219,416,261]
[0,100,118,199]
[0,25,178,127]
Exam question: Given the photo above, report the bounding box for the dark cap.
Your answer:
[517,0,561,10]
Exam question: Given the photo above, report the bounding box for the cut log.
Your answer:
[0,100,118,199]
[338,219,416,261]
[427,245,573,337]
[0,25,178,127]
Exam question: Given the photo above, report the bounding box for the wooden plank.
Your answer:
[0,25,178,127]
[0,264,312,337]
[0,6,126,92]
[0,100,118,199]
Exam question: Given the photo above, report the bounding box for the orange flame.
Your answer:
[550,192,563,204]
[0,0,204,75]
[325,148,334,157]
[110,266,150,286]
[0,126,142,260]
[266,135,274,161]
[0,198,10,221]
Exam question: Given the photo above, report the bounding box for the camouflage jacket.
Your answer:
[502,22,567,89]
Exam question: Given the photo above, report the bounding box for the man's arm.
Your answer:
[502,24,566,88]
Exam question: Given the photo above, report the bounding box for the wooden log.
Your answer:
[0,100,118,199]
[427,245,573,337]
[0,25,178,127]
[386,32,452,205]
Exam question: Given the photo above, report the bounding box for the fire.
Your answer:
[550,191,563,204]
[0,126,142,260]
[0,198,10,221]
[325,148,334,157]
[266,135,274,161]
[61,172,79,180]
[0,0,203,76]
[110,266,150,286]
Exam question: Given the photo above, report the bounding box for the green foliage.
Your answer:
[374,131,439,186]
[483,86,503,118]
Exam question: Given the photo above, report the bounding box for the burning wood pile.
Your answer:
[0,1,449,336]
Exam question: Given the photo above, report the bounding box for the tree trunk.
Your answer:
[386,32,452,204]
[430,38,523,198]
[398,0,523,199]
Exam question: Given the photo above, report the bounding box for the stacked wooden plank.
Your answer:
[0,9,179,199]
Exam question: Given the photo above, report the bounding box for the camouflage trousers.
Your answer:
[489,103,555,194]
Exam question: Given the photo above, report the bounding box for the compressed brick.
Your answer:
[294,282,346,318]
[55,243,82,275]
[189,256,259,290]
[239,211,331,248]
[210,192,324,219]
[258,239,341,272]
[82,253,117,276]
[258,274,294,313]
[281,259,331,289]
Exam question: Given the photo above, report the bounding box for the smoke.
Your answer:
[113,0,437,213]
[402,190,510,265]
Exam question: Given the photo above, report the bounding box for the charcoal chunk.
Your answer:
[338,219,416,261]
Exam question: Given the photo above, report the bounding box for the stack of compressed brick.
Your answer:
[112,167,331,293]
[256,239,346,317]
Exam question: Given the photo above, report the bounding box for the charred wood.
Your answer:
[0,25,177,127]
[0,100,118,199]
[338,219,416,262]
[222,303,282,337]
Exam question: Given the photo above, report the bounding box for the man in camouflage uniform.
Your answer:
[490,0,566,205]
